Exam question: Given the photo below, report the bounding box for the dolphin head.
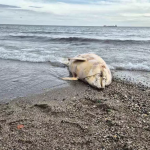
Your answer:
[100,70,107,88]
[85,70,107,89]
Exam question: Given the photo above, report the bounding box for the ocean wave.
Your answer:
[0,47,53,63]
[2,35,150,44]
[21,31,64,34]
[0,47,66,65]
[0,46,150,72]
[0,54,51,63]
[0,54,149,73]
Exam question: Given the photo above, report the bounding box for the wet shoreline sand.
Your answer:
[0,58,150,102]
[0,80,150,149]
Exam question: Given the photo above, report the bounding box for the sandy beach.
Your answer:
[0,79,150,150]
[1,7,150,150]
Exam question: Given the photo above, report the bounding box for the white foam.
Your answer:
[0,47,150,72]
[111,62,150,72]
[0,47,58,63]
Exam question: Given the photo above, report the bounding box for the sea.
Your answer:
[0,24,150,101]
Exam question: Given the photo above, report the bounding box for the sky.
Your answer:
[0,0,150,26]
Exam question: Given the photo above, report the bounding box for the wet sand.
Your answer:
[0,59,68,101]
[0,80,150,150]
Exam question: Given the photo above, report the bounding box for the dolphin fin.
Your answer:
[62,77,78,80]
[69,57,87,61]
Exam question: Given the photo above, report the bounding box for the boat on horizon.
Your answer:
[103,25,117,27]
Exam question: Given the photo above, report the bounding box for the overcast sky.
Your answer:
[0,0,150,26]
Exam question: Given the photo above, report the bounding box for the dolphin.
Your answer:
[62,53,112,89]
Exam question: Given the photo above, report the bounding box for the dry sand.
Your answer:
[0,80,150,150]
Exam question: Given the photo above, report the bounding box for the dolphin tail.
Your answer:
[61,58,69,66]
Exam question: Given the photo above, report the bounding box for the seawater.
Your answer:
[0,24,150,100]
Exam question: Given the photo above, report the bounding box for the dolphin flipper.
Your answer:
[62,77,78,80]
[69,57,87,61]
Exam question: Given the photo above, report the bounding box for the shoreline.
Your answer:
[0,58,150,102]
[0,59,150,102]
[0,80,150,149]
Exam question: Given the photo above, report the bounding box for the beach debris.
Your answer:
[98,100,101,103]
[62,53,112,89]
[17,124,24,129]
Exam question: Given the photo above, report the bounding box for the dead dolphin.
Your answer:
[62,53,112,89]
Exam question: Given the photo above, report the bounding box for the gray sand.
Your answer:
[0,80,150,150]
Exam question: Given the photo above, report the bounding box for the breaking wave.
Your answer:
[112,63,150,72]
[21,31,64,34]
[0,47,149,72]
[0,47,63,63]
[1,35,150,44]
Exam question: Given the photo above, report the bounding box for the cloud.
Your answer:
[0,0,150,26]
[29,6,42,8]
[0,4,20,8]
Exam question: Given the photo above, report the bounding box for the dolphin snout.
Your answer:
[101,77,106,89]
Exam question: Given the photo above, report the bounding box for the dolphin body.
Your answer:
[62,53,112,89]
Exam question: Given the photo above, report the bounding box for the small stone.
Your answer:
[143,114,148,117]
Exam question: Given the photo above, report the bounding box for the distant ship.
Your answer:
[103,25,117,27]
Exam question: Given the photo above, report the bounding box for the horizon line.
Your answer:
[0,23,150,28]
